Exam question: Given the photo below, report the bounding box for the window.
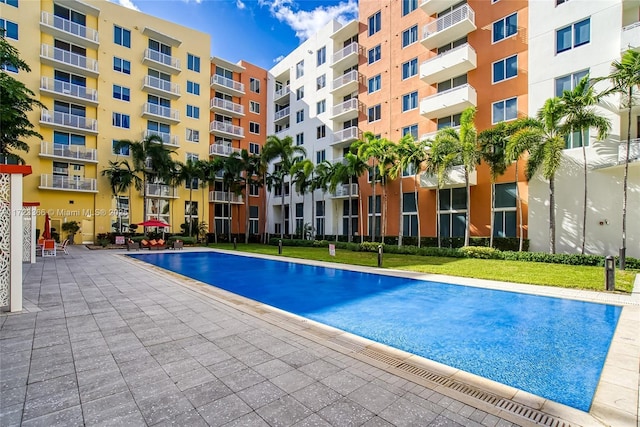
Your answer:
[565,129,589,149]
[216,66,232,79]
[184,201,198,223]
[2,0,19,7]
[343,199,359,237]
[249,101,260,114]
[317,100,326,115]
[250,183,260,197]
[249,122,260,134]
[296,133,304,146]
[368,45,381,64]
[113,57,131,74]
[249,142,260,154]
[557,18,590,54]
[0,19,18,40]
[316,201,325,237]
[402,0,417,16]
[295,203,304,236]
[112,85,130,102]
[186,105,199,119]
[149,39,171,57]
[113,25,130,47]
[493,55,517,83]
[402,58,418,79]
[112,113,130,128]
[54,132,85,146]
[368,74,381,93]
[316,75,326,90]
[1,62,18,73]
[316,150,326,164]
[317,125,326,139]
[367,196,381,237]
[402,124,418,140]
[296,86,305,100]
[402,193,418,236]
[296,60,304,78]
[438,114,462,129]
[215,204,231,235]
[250,77,260,93]
[249,206,259,233]
[439,188,467,238]
[368,104,381,123]
[555,69,589,97]
[402,25,418,48]
[317,46,326,66]
[296,109,304,123]
[187,53,200,72]
[402,91,418,112]
[493,13,517,43]
[368,11,381,36]
[112,140,129,156]
[437,74,467,92]
[186,81,200,95]
[492,97,518,123]
[494,183,516,237]
[186,128,199,143]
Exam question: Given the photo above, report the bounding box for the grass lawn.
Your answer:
[204,243,637,293]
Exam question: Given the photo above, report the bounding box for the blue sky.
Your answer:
[109,0,358,69]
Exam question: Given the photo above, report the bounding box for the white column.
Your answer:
[10,174,23,312]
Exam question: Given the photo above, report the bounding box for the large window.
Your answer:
[296,86,305,100]
[402,124,418,140]
[249,122,260,134]
[368,104,381,123]
[249,142,260,155]
[492,97,517,124]
[367,195,381,237]
[0,19,18,40]
[296,109,304,123]
[186,128,199,143]
[316,149,326,164]
[316,75,326,90]
[317,100,326,115]
[215,204,231,235]
[437,113,462,129]
[113,57,131,74]
[402,58,418,80]
[250,77,260,93]
[556,18,590,53]
[402,193,418,237]
[402,25,418,48]
[492,13,517,43]
[368,45,381,64]
[187,53,200,72]
[555,69,589,97]
[112,140,129,156]
[402,91,418,112]
[112,85,130,102]
[402,0,417,16]
[186,81,200,95]
[186,105,199,119]
[2,0,19,7]
[492,55,517,83]
[343,199,359,237]
[317,125,326,139]
[316,201,325,237]
[565,129,589,149]
[249,206,259,234]
[112,113,130,129]
[296,133,304,146]
[55,131,85,147]
[439,188,466,238]
[295,203,304,236]
[317,46,326,66]
[368,11,381,36]
[368,74,381,93]
[113,25,130,47]
[494,183,516,237]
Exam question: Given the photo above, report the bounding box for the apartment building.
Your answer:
[528,0,640,258]
[1,0,211,242]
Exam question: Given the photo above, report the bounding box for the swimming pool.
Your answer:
[130,251,621,411]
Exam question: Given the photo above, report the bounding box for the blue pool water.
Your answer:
[130,251,621,411]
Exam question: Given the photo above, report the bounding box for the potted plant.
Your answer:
[61,221,80,244]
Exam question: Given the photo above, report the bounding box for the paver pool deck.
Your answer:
[1,246,638,427]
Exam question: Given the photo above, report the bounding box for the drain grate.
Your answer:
[326,336,366,352]
[497,400,572,427]
[358,348,404,366]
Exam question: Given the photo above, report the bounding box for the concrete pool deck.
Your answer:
[1,246,638,427]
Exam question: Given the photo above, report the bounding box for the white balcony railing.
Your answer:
[274,85,290,99]
[420,43,477,84]
[618,138,640,164]
[331,98,359,117]
[274,106,291,121]
[210,74,245,93]
[143,130,179,147]
[209,143,241,157]
[143,75,180,96]
[209,190,243,204]
[40,77,98,102]
[143,48,180,70]
[41,110,98,132]
[143,103,180,121]
[40,12,99,44]
[209,121,245,138]
[331,42,359,64]
[40,141,97,162]
[331,70,360,91]
[420,84,477,119]
[332,183,359,198]
[422,4,475,45]
[40,44,99,74]
[210,98,244,115]
[143,183,176,198]
[333,126,360,144]
[331,157,348,165]
[621,21,640,51]
[40,174,97,192]
[420,165,477,189]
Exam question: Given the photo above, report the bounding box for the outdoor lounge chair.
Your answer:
[56,239,69,255]
[140,239,151,249]
[42,239,56,257]
[149,239,167,250]
[171,240,183,250]
[127,239,140,251]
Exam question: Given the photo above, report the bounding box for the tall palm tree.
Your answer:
[177,158,203,237]
[427,134,460,248]
[333,151,369,242]
[560,76,611,254]
[262,135,306,238]
[291,159,314,238]
[101,160,141,232]
[221,153,244,241]
[507,98,566,254]
[165,160,183,235]
[236,149,262,243]
[313,160,339,240]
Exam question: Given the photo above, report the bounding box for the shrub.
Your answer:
[168,236,196,244]
[459,246,500,259]
[360,241,383,252]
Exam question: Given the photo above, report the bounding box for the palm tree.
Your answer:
[314,160,340,239]
[220,153,244,241]
[101,160,141,232]
[262,135,306,238]
[291,159,314,238]
[507,98,566,254]
[427,134,459,248]
[165,160,183,235]
[333,151,369,242]
[177,158,203,237]
[559,76,611,254]
[236,149,262,243]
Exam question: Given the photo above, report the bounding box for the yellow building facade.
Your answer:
[1,0,212,242]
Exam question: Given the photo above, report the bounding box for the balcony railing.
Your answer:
[143,103,180,121]
[421,4,475,48]
[40,141,97,162]
[617,138,640,164]
[40,11,99,45]
[143,75,180,96]
[274,106,290,121]
[209,121,245,138]
[143,183,176,198]
[274,85,290,100]
[331,70,360,91]
[331,98,359,117]
[209,143,241,157]
[420,165,477,189]
[621,21,640,52]
[143,130,179,147]
[210,98,244,115]
[210,74,245,94]
[40,77,98,103]
[40,174,97,192]
[143,48,180,71]
[420,43,477,84]
[331,42,359,65]
[209,190,243,204]
[40,44,99,74]
[332,183,359,198]
[420,84,477,119]
[41,110,98,132]
[333,126,360,144]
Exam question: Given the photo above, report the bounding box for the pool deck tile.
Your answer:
[1,245,638,427]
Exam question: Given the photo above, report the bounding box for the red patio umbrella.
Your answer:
[138,219,170,228]
[42,213,51,239]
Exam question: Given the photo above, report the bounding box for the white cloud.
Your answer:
[109,0,140,11]
[259,0,358,41]
[273,54,285,63]
[236,0,246,10]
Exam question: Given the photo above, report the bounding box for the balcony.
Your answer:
[210,74,245,97]
[142,75,180,99]
[40,110,98,134]
[143,130,179,147]
[331,157,348,165]
[330,98,360,122]
[331,42,360,69]
[421,4,476,50]
[40,77,98,105]
[209,121,245,139]
[40,175,97,193]
[420,126,460,142]
[420,84,477,119]
[331,183,359,199]
[274,106,291,123]
[331,70,362,97]
[142,48,181,74]
[332,126,361,147]
[420,165,477,189]
[209,190,243,204]
[420,44,477,85]
[142,183,177,198]
[39,12,99,49]
[40,44,99,77]
[142,103,180,124]
[274,85,290,103]
[621,21,640,52]
[420,0,462,16]
[39,142,97,163]
[209,143,241,157]
[210,98,245,117]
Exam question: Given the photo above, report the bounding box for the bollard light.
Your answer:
[278,239,282,255]
[605,255,615,291]
[619,247,626,270]
[377,245,383,268]
[233,237,237,250]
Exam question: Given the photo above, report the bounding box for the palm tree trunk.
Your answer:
[188,187,193,237]
[280,180,285,238]
[621,89,632,269]
[398,178,403,247]
[436,188,441,248]
[550,176,556,254]
[311,181,315,240]
[464,172,470,247]
[142,174,147,235]
[489,182,495,248]
[414,180,421,248]
[348,179,353,242]
[581,145,587,254]
[227,188,232,242]
[516,163,523,252]
[289,182,293,237]
[245,179,250,243]
[371,167,377,242]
